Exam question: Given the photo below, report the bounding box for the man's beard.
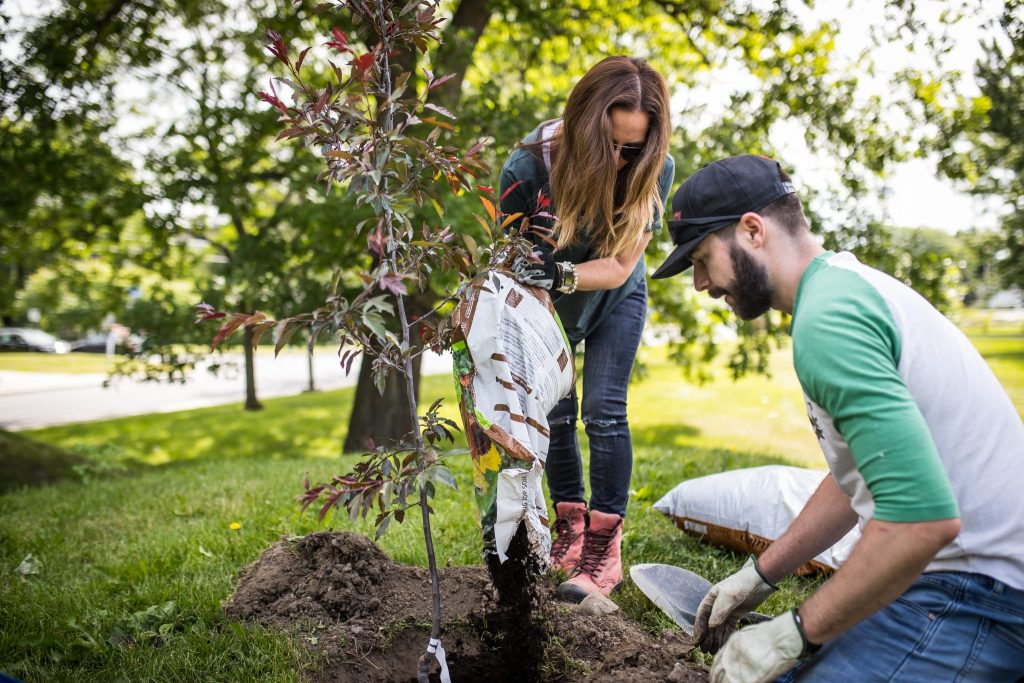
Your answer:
[708,241,774,320]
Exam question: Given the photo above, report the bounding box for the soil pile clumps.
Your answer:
[225,531,707,682]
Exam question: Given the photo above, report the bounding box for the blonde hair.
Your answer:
[548,56,671,258]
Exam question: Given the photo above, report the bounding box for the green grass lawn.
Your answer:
[1,319,1020,681]
[0,353,115,375]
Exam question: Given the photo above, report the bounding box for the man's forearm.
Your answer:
[758,474,859,583]
[798,516,960,644]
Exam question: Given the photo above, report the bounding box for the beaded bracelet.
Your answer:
[557,261,578,294]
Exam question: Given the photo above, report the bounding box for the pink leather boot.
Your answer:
[549,502,587,573]
[556,509,623,602]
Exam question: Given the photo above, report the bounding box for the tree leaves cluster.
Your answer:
[936,1,1024,291]
[4,0,1007,409]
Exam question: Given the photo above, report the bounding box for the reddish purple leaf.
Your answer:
[427,73,457,91]
[380,274,408,296]
[210,312,257,351]
[295,45,312,72]
[274,319,304,357]
[194,302,226,323]
[258,90,290,116]
[325,27,349,52]
[250,320,277,348]
[367,227,386,254]
[467,139,486,157]
[353,52,375,79]
[499,179,523,203]
[265,29,290,65]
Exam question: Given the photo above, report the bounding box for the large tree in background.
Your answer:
[939,0,1024,291]
[0,1,148,325]
[3,0,371,410]
[3,0,986,422]
[442,0,976,376]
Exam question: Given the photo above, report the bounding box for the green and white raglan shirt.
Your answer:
[792,251,1024,590]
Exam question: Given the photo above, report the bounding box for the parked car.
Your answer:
[70,330,142,354]
[0,328,71,353]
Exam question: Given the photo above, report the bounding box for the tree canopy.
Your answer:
[1,0,1009,417]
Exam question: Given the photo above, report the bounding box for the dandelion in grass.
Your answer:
[229,522,241,530]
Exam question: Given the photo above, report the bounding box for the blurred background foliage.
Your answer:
[1,0,1020,429]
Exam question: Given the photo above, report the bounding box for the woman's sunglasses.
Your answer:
[613,142,644,163]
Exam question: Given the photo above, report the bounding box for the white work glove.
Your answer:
[693,556,778,652]
[710,610,805,683]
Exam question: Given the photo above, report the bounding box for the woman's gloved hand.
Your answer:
[510,250,562,291]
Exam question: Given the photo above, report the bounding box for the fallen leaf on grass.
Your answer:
[15,554,40,579]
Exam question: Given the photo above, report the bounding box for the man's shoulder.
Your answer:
[794,254,881,326]
[792,254,902,364]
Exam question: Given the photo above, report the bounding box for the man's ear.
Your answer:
[737,212,766,248]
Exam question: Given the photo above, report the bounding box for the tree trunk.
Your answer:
[343,309,424,452]
[432,0,493,108]
[306,349,316,392]
[242,326,263,411]
[306,331,316,393]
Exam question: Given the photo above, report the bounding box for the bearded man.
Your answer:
[652,155,1024,683]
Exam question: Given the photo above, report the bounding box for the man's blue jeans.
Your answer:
[778,571,1024,682]
[545,282,646,518]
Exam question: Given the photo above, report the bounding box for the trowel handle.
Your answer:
[739,611,773,626]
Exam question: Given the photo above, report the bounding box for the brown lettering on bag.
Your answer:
[673,516,834,577]
[510,372,532,394]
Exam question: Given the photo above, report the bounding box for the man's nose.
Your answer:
[693,264,709,291]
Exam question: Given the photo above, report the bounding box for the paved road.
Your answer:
[0,350,453,431]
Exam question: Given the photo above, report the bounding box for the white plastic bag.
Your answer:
[653,465,860,574]
[452,271,575,562]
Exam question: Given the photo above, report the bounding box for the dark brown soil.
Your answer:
[0,429,87,493]
[225,531,708,682]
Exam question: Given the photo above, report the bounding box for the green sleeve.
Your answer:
[794,273,960,522]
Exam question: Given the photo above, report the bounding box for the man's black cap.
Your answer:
[652,155,796,279]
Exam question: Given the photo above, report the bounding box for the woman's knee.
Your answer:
[580,405,628,433]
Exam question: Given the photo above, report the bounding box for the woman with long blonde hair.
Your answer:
[499,56,675,602]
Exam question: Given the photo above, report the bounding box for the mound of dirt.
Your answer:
[224,531,708,682]
[0,429,87,493]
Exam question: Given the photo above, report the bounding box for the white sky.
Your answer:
[788,0,1008,233]
[4,0,1010,233]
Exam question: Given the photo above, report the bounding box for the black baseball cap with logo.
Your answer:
[652,155,796,279]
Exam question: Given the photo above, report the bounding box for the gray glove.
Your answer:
[694,556,778,653]
[510,250,562,291]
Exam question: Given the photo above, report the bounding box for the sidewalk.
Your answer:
[0,351,453,431]
[0,371,107,396]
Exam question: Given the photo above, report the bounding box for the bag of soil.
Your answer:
[451,270,575,563]
[653,465,861,574]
